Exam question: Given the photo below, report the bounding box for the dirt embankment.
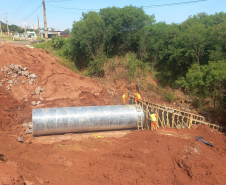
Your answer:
[0,44,112,131]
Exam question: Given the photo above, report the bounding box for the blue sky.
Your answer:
[0,0,225,31]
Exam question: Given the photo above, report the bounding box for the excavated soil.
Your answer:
[0,44,112,131]
[1,44,226,185]
[1,125,226,185]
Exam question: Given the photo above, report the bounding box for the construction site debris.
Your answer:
[195,137,214,147]
[32,101,37,106]
[6,86,11,91]
[38,86,44,91]
[17,136,24,143]
[35,89,40,95]
[22,123,29,128]
[37,101,42,105]
[29,78,35,84]
[9,64,15,70]
[23,71,29,76]
[30,74,37,79]
[25,129,32,134]
[0,64,40,94]
[7,80,13,84]
[93,133,104,138]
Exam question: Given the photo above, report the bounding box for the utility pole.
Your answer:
[42,0,48,41]
[4,13,9,36]
[37,15,40,38]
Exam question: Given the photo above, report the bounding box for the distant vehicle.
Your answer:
[26,31,37,38]
[13,31,37,41]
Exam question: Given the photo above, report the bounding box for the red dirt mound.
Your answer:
[0,44,112,131]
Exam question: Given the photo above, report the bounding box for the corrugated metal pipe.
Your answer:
[32,105,144,136]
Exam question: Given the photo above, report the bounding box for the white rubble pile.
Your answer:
[0,64,45,106]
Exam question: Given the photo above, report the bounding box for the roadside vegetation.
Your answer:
[33,6,226,120]
[0,23,33,34]
[33,39,77,72]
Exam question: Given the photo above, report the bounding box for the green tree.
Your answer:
[71,11,106,74]
[100,6,150,55]
[176,61,226,108]
[64,28,70,32]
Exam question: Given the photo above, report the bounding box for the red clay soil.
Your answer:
[0,44,112,131]
[1,44,226,184]
[0,125,226,185]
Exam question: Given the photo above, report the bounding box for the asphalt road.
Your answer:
[0,37,33,46]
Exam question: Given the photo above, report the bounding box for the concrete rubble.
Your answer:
[32,101,37,106]
[18,136,24,143]
[0,64,45,106]
[28,122,33,129]
[22,123,29,128]
[22,122,33,134]
[37,101,42,105]
[25,129,32,134]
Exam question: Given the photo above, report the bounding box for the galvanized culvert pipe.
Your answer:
[32,105,145,136]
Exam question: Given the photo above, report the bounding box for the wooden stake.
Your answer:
[172,113,175,128]
[145,103,148,130]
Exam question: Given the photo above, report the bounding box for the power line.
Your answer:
[48,10,79,14]
[19,4,42,22]
[141,0,208,8]
[46,0,74,2]
[13,0,35,15]
[46,3,99,10]
[9,0,28,14]
[46,0,209,11]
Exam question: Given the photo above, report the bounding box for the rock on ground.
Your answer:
[25,129,32,134]
[32,101,36,106]
[22,123,29,128]
[17,136,24,143]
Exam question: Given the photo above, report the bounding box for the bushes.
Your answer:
[61,38,73,59]
[87,48,106,77]
[176,61,226,109]
[125,53,145,82]
[52,35,65,49]
[162,91,177,102]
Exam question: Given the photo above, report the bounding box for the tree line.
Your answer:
[54,6,226,111]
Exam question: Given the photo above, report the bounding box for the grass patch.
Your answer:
[162,91,177,102]
[147,83,155,91]
[33,41,77,72]
[0,35,14,41]
[32,40,52,50]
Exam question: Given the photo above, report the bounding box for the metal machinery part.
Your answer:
[32,105,145,136]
